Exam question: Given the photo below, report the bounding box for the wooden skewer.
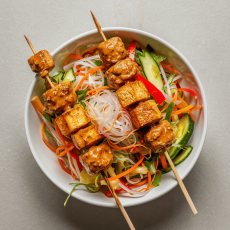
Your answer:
[90,10,197,216]
[164,150,198,215]
[90,11,107,42]
[90,11,135,229]
[101,171,135,230]
[24,35,54,88]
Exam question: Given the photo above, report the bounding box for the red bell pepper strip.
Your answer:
[177,88,198,99]
[128,41,137,62]
[136,74,165,104]
[69,147,83,172]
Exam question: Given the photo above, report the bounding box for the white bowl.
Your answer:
[25,27,207,208]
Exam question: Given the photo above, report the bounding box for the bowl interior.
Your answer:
[25,28,207,207]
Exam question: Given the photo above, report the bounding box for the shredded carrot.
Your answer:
[41,122,56,152]
[159,152,168,170]
[71,170,77,179]
[75,72,85,76]
[147,171,151,188]
[130,178,148,188]
[31,96,44,114]
[56,143,75,155]
[87,86,112,95]
[161,64,179,75]
[161,61,173,67]
[107,139,144,150]
[55,121,71,144]
[177,88,197,99]
[188,105,203,112]
[74,65,105,91]
[58,158,71,175]
[108,155,144,181]
[160,103,169,112]
[177,95,194,121]
[63,54,83,67]
[56,145,74,157]
[171,104,194,116]
[76,65,85,71]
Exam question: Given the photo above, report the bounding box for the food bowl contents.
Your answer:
[27,35,203,205]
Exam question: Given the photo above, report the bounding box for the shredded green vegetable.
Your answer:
[64,183,98,206]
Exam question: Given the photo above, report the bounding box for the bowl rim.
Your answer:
[25,27,207,208]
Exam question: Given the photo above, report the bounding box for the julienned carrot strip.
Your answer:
[130,178,148,188]
[161,61,173,67]
[177,88,197,99]
[63,54,83,67]
[75,72,85,76]
[57,145,75,157]
[74,65,105,91]
[41,122,56,152]
[76,65,85,71]
[188,105,203,112]
[108,156,144,181]
[147,172,151,188]
[71,170,77,179]
[159,152,168,170]
[177,95,194,121]
[161,64,179,75]
[86,86,112,95]
[31,96,44,114]
[160,103,169,112]
[107,139,144,150]
[171,104,194,116]
[58,158,71,175]
[56,143,75,155]
[55,121,71,144]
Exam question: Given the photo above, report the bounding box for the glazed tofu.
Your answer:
[80,143,114,175]
[106,58,140,89]
[55,104,91,136]
[42,81,77,113]
[116,81,150,108]
[71,124,104,150]
[130,100,162,129]
[144,120,175,153]
[98,37,128,67]
[28,50,55,78]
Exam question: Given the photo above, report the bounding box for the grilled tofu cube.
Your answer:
[98,37,128,67]
[144,120,175,153]
[28,50,54,77]
[55,104,91,136]
[80,143,114,175]
[106,58,140,88]
[116,81,150,108]
[130,100,162,129]
[71,124,104,149]
[42,81,77,113]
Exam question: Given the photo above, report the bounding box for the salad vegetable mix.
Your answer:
[29,38,202,205]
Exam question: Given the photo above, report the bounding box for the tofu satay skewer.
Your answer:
[90,11,136,230]
[24,35,54,88]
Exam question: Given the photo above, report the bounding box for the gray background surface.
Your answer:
[0,0,229,229]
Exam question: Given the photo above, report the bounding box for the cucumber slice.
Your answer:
[169,113,194,159]
[52,71,64,83]
[163,146,193,173]
[62,67,76,83]
[139,50,164,90]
